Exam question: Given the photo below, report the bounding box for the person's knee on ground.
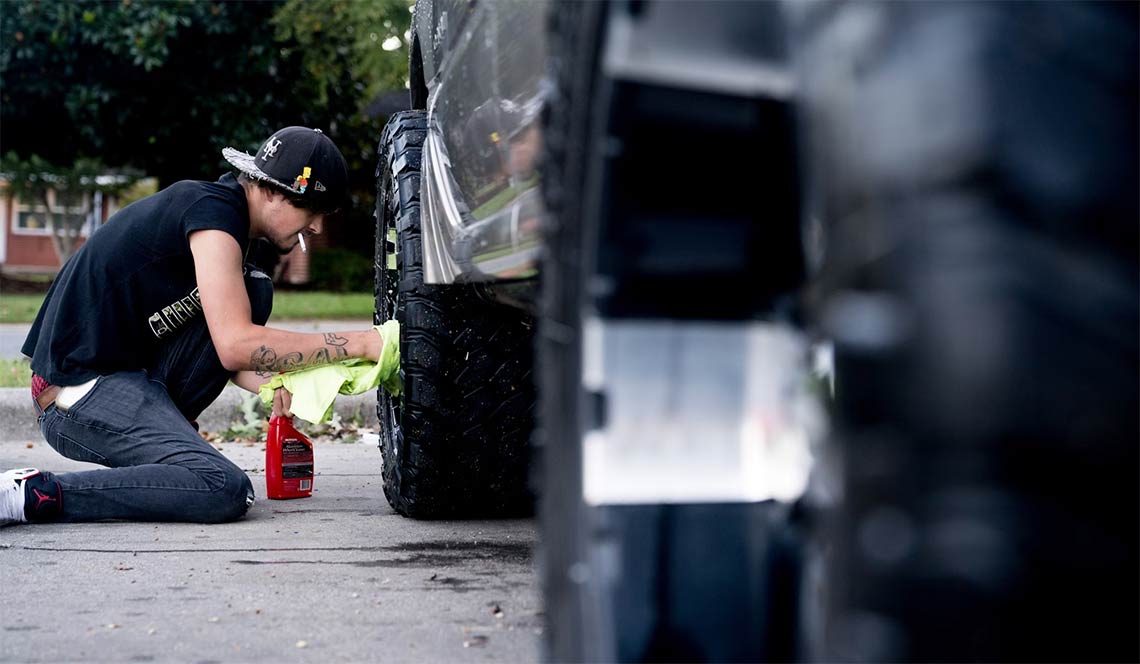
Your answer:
[193,460,256,524]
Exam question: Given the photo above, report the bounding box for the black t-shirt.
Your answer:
[22,174,251,385]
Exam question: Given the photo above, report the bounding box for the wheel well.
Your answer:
[409,35,429,110]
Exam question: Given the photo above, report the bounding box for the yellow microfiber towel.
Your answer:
[258,320,402,424]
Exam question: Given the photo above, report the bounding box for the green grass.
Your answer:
[0,358,31,388]
[0,291,372,324]
[0,294,45,324]
[268,291,373,321]
[471,177,539,219]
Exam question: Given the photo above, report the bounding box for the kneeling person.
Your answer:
[3,127,384,526]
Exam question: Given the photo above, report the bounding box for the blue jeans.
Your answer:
[31,266,273,523]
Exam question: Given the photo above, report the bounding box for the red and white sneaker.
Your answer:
[1,468,41,526]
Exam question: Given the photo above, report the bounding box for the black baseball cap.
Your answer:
[222,126,348,214]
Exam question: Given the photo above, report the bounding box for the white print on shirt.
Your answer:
[148,287,203,339]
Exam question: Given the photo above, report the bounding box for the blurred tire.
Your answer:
[792,2,1138,660]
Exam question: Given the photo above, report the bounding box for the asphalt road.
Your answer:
[0,433,542,662]
[0,324,28,360]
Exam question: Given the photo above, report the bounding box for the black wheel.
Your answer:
[374,110,537,519]
[794,3,1138,660]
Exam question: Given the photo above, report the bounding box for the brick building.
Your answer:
[0,178,120,274]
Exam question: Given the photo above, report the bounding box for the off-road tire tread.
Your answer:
[375,110,535,519]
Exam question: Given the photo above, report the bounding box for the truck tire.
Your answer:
[793,3,1138,660]
[374,110,536,519]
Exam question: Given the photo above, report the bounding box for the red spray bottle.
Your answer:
[266,416,314,499]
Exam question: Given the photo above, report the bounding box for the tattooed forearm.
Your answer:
[250,345,298,375]
[249,333,353,374]
[324,333,349,359]
[248,345,309,373]
[251,345,277,378]
[306,333,349,367]
[278,352,303,371]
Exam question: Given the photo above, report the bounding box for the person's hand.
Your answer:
[271,386,293,420]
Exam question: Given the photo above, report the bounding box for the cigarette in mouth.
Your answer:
[298,233,308,253]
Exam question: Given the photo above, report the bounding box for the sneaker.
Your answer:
[1,468,40,526]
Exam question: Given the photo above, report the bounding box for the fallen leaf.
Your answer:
[464,635,489,648]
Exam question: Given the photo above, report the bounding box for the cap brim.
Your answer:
[222,147,299,194]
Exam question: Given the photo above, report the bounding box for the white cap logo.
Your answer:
[314,181,327,192]
[261,137,283,161]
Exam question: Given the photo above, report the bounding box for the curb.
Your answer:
[0,385,379,444]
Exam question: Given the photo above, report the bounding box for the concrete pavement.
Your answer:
[0,431,542,662]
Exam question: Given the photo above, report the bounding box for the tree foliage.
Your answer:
[1,0,413,257]
[273,0,411,108]
[271,0,413,252]
[2,1,292,186]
